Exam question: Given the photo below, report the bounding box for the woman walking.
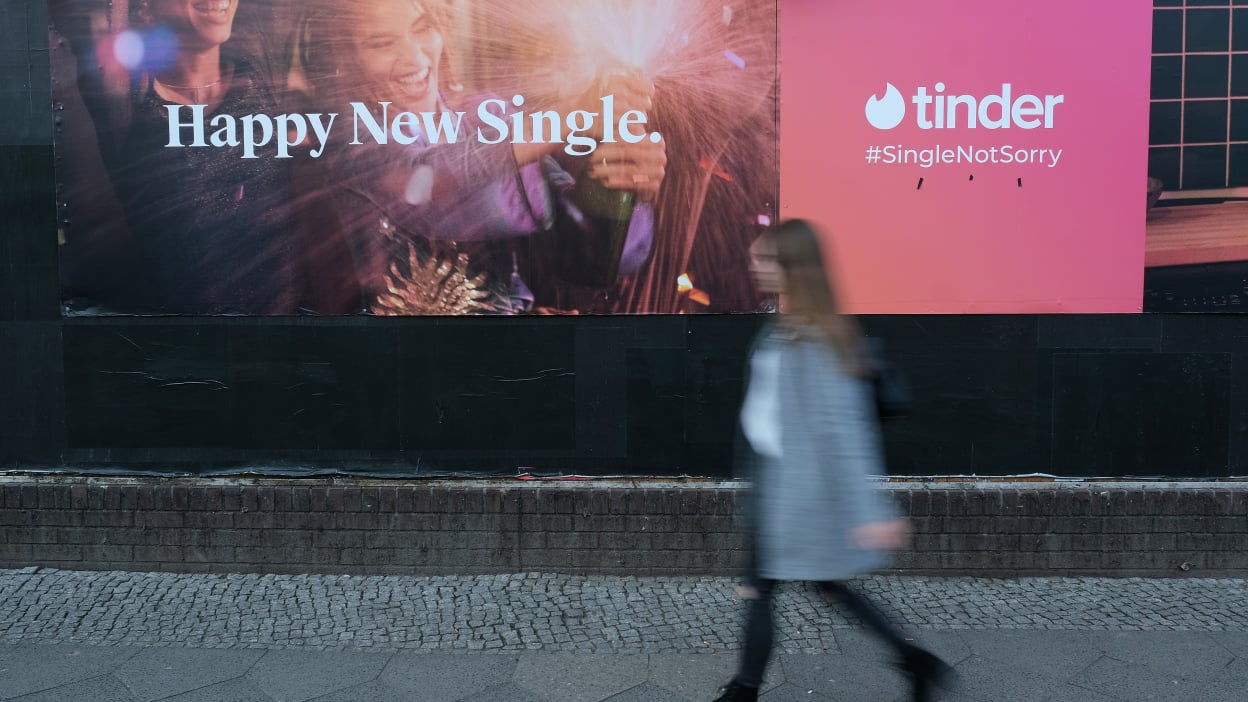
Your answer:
[714,219,952,702]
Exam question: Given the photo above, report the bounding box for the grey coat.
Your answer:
[745,323,898,582]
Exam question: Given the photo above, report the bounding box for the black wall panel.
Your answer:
[1051,352,1231,476]
[12,313,1244,479]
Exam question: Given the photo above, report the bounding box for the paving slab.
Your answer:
[779,653,909,702]
[904,629,973,666]
[114,647,265,702]
[1041,683,1123,702]
[1187,657,1248,702]
[378,652,519,701]
[758,682,834,700]
[457,682,550,702]
[647,652,783,699]
[8,674,137,702]
[304,681,409,702]
[1202,631,1248,661]
[1069,655,1203,701]
[832,627,971,671]
[514,653,649,702]
[960,629,1105,681]
[245,649,391,702]
[950,654,1059,702]
[160,678,277,702]
[1092,631,1235,679]
[602,681,687,701]
[0,644,139,700]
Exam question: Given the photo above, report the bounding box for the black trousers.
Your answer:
[735,578,914,687]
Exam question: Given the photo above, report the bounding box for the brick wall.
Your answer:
[1,479,1245,577]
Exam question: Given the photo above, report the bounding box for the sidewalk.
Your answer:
[1,568,1245,701]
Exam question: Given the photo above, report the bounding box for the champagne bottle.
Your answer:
[562,174,636,288]
[556,68,642,288]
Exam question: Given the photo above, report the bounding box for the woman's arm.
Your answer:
[333,120,554,243]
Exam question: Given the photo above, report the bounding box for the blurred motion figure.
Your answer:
[714,219,952,702]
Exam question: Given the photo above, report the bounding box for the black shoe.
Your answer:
[899,646,955,702]
[712,680,759,702]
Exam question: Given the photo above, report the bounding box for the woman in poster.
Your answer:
[58,0,301,314]
[294,0,668,315]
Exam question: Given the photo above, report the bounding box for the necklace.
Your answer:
[154,77,224,103]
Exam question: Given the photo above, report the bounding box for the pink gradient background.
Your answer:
[778,0,1152,313]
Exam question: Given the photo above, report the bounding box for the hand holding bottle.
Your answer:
[579,72,665,201]
[587,140,667,201]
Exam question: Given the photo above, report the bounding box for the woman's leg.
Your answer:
[817,581,910,652]
[734,577,777,687]
[819,581,952,702]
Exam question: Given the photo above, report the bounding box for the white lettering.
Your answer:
[241,114,274,159]
[618,110,647,143]
[600,95,616,143]
[352,102,390,144]
[159,97,656,159]
[1011,95,1044,129]
[565,110,596,156]
[421,111,464,144]
[307,113,336,158]
[1043,95,1063,128]
[977,84,1010,129]
[906,84,1063,129]
[275,113,306,158]
[392,112,422,145]
[165,105,208,147]
[476,99,509,144]
[529,110,562,144]
[913,87,934,130]
[209,114,237,147]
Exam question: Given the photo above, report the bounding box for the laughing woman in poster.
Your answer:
[295,0,666,315]
[63,0,299,314]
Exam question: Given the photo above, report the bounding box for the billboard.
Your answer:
[50,1,1159,316]
[50,0,779,315]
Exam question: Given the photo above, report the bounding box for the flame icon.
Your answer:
[865,83,906,130]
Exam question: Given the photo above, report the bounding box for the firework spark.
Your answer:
[482,0,778,313]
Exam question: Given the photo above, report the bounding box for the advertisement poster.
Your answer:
[780,0,1152,314]
[50,0,779,315]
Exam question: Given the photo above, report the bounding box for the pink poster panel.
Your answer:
[779,0,1153,313]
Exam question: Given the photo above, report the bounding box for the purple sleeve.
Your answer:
[619,203,654,276]
[542,159,655,278]
[335,99,554,242]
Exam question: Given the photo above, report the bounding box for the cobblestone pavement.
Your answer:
[1,569,1245,654]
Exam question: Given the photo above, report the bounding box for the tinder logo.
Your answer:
[865,84,906,130]
[866,83,1064,130]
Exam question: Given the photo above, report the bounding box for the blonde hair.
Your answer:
[766,219,867,377]
[298,0,460,107]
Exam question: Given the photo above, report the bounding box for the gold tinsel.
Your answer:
[372,242,507,316]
